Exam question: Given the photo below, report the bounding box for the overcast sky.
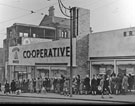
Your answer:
[0,0,135,47]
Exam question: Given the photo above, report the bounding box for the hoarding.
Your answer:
[9,39,76,66]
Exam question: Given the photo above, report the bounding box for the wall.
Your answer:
[74,34,89,79]
[89,27,135,57]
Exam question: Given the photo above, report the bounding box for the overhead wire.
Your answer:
[0,2,32,12]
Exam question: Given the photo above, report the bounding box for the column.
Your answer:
[114,60,118,75]
[49,66,51,78]
[89,61,92,85]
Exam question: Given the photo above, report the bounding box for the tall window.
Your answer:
[61,30,68,38]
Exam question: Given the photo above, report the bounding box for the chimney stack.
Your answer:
[48,6,55,16]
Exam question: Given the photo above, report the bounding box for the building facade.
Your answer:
[5,7,90,82]
[89,27,135,80]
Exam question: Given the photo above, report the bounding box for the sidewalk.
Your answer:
[0,91,135,104]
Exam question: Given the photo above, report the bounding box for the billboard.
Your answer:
[9,39,76,66]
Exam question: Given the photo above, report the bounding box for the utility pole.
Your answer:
[48,0,75,97]
[69,7,73,97]
[57,0,73,97]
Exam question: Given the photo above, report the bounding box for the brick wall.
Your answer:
[74,34,89,79]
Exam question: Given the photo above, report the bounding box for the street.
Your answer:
[0,95,131,104]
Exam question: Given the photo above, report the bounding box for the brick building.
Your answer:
[5,7,90,82]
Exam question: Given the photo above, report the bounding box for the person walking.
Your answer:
[76,75,81,95]
[36,77,40,94]
[11,80,16,94]
[60,75,65,95]
[83,75,90,95]
[100,74,113,99]
[4,80,10,95]
[91,74,97,95]
[128,74,133,92]
[0,82,1,92]
[122,73,129,94]
[29,79,34,93]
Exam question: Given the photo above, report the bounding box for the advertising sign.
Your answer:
[9,39,76,66]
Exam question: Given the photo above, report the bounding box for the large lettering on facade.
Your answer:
[23,46,70,58]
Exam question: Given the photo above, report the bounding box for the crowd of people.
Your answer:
[2,72,135,97]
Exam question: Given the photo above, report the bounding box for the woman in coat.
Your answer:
[83,75,90,95]
[122,73,129,94]
[100,74,112,98]
[91,74,97,95]
[11,80,16,94]
[36,77,40,94]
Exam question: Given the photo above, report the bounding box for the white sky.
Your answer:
[0,0,135,47]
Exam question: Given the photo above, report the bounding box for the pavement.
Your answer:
[0,91,135,104]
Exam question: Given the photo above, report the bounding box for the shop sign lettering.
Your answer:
[23,46,70,58]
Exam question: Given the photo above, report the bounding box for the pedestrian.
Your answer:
[79,80,84,95]
[115,74,122,95]
[100,74,113,98]
[60,75,65,95]
[11,80,16,94]
[96,74,102,94]
[36,77,40,94]
[128,74,133,92]
[63,78,70,96]
[53,77,57,93]
[91,74,97,95]
[83,75,90,95]
[41,78,47,94]
[110,74,116,94]
[29,79,34,93]
[15,80,21,95]
[76,75,81,95]
[122,73,129,94]
[4,80,10,95]
[0,82,1,92]
[33,78,36,93]
[72,76,77,94]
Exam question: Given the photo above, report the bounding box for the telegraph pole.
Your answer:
[57,0,73,97]
[69,7,73,97]
[48,0,74,97]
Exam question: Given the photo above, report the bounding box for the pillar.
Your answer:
[114,60,118,75]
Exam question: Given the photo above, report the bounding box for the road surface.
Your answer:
[0,95,129,104]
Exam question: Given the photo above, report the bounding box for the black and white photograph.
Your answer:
[0,0,135,104]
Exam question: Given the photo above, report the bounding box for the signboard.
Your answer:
[99,68,106,74]
[9,39,76,66]
[126,68,134,75]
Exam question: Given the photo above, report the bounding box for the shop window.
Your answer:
[123,32,127,37]
[24,33,28,37]
[19,32,23,37]
[33,33,36,38]
[61,30,68,38]
[129,31,133,36]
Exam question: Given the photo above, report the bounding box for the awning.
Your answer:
[117,61,135,65]
[92,61,114,65]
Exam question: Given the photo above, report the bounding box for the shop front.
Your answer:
[89,59,135,80]
[8,39,76,82]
